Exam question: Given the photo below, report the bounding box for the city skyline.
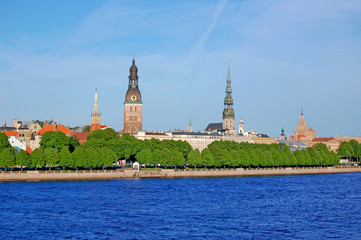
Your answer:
[1,0,361,137]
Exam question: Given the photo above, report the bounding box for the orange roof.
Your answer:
[4,131,18,137]
[26,147,32,154]
[297,134,306,140]
[36,124,75,135]
[308,128,315,132]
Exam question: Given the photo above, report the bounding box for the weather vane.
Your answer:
[133,49,136,59]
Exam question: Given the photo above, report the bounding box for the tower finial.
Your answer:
[132,49,136,60]
[301,108,303,115]
[227,55,231,82]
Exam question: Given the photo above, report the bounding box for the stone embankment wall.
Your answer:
[0,167,360,182]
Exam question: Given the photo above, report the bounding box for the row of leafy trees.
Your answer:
[337,139,361,161]
[183,140,340,168]
[0,129,344,169]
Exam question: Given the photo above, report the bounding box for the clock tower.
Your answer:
[124,57,143,133]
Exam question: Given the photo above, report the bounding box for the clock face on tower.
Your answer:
[131,95,137,101]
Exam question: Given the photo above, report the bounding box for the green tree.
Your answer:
[209,145,224,168]
[239,149,250,167]
[221,149,232,167]
[264,151,273,167]
[159,148,173,168]
[152,148,161,166]
[270,149,282,167]
[82,125,90,132]
[172,149,185,168]
[187,149,202,168]
[255,149,267,168]
[30,149,45,168]
[229,150,240,168]
[302,149,312,166]
[287,151,297,167]
[85,147,100,168]
[0,132,10,151]
[72,147,87,168]
[98,147,117,168]
[137,149,153,166]
[201,148,214,168]
[16,150,30,169]
[307,148,323,166]
[43,148,59,168]
[59,146,73,168]
[87,128,119,142]
[294,150,305,167]
[0,148,15,170]
[40,131,70,152]
[247,149,258,167]
[337,141,354,159]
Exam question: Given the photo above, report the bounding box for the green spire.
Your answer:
[189,119,192,127]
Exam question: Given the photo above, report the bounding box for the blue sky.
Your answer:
[1,0,361,137]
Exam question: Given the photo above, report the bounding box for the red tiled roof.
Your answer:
[145,132,167,136]
[313,137,334,142]
[75,132,88,141]
[36,124,75,135]
[4,131,18,137]
[308,128,315,132]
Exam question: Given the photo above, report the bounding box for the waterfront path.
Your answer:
[0,166,360,181]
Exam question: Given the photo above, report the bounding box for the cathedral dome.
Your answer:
[125,86,142,102]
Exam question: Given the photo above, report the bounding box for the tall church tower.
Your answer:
[222,57,236,135]
[90,89,101,132]
[295,108,308,135]
[124,57,143,133]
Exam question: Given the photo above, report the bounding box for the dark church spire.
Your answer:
[223,57,234,118]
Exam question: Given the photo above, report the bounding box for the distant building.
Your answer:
[74,132,89,145]
[280,128,286,141]
[30,123,76,150]
[289,109,316,144]
[124,57,143,133]
[239,118,244,135]
[90,89,101,132]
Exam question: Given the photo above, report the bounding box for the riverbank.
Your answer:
[0,166,360,181]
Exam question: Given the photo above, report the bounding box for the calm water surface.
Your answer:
[1,173,361,239]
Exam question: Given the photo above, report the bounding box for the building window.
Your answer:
[129,116,132,122]
[130,106,132,112]
[135,107,137,112]
[134,117,137,121]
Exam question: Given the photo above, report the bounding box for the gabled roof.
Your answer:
[4,131,18,137]
[36,124,75,135]
[308,128,315,132]
[204,123,223,132]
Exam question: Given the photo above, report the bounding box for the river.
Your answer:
[1,173,360,239]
